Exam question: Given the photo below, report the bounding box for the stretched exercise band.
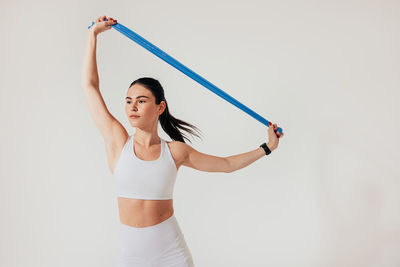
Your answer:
[88,19,283,134]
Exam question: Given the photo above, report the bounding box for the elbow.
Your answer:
[82,83,99,91]
[224,157,233,173]
[81,76,99,89]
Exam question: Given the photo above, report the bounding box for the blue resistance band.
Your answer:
[88,19,283,134]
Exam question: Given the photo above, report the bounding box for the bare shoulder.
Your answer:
[166,140,190,157]
[165,140,191,169]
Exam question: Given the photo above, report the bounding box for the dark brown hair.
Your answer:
[129,77,203,144]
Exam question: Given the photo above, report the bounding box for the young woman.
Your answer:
[81,15,284,267]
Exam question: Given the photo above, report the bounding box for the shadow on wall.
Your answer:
[315,128,400,267]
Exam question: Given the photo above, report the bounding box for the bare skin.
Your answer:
[82,15,284,228]
[111,138,186,228]
[109,83,189,228]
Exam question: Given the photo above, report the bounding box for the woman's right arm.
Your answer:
[81,16,116,87]
[81,28,100,88]
[81,16,128,147]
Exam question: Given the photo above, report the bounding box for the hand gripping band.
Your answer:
[88,19,283,134]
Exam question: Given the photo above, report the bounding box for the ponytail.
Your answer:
[129,77,202,144]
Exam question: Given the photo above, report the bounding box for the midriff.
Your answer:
[117,197,174,228]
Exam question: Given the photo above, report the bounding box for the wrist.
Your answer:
[88,28,98,38]
[267,142,275,152]
[260,142,272,156]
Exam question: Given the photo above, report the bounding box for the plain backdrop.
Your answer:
[1,0,399,266]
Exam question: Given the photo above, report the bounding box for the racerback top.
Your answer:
[113,134,178,200]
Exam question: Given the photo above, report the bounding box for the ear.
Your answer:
[159,101,166,115]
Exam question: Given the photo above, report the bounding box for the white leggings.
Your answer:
[115,214,195,267]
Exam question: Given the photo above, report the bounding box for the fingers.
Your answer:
[268,122,284,138]
[94,15,117,24]
[104,16,117,25]
[95,15,106,22]
[269,123,278,132]
[108,17,117,24]
[274,123,284,138]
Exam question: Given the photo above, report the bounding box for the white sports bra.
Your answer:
[113,134,178,200]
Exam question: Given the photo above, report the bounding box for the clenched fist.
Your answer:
[267,123,284,152]
[90,15,117,36]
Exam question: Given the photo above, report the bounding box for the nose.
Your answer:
[131,101,138,110]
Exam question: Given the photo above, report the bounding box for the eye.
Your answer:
[126,100,145,104]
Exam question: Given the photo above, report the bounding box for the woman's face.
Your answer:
[125,83,165,128]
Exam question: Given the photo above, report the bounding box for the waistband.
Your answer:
[119,214,176,232]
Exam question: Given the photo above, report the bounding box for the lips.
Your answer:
[130,115,140,118]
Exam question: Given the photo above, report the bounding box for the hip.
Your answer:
[116,214,194,266]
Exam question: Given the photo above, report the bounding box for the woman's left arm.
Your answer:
[225,146,271,173]
[182,123,283,173]
[182,144,272,173]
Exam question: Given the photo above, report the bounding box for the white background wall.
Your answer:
[1,0,399,266]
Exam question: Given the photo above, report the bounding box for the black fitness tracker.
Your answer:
[260,143,271,156]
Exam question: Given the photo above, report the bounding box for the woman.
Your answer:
[82,15,284,267]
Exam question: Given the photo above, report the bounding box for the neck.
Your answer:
[134,128,160,148]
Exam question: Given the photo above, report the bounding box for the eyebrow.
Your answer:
[125,96,150,100]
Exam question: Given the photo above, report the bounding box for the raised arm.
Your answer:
[81,28,100,88]
[81,16,127,146]
[81,16,117,87]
